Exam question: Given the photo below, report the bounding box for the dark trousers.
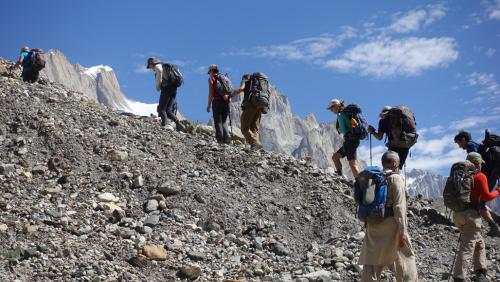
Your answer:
[22,70,39,83]
[388,146,410,170]
[158,86,179,126]
[212,99,230,143]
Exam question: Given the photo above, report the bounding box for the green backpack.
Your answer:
[443,161,476,212]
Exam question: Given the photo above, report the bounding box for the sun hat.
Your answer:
[466,152,485,164]
[326,99,341,110]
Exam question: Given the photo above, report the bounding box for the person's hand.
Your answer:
[367,125,375,134]
[496,187,500,192]
[206,105,211,113]
[399,234,409,247]
[223,94,230,102]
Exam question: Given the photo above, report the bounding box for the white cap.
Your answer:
[327,99,341,109]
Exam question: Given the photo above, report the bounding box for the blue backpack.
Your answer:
[342,104,368,140]
[354,166,393,223]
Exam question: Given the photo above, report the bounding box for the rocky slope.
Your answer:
[1,60,500,281]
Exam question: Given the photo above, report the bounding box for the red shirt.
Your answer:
[470,172,499,204]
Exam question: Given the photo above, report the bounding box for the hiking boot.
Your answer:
[250,144,263,151]
[473,269,489,282]
[486,221,500,237]
[175,122,186,132]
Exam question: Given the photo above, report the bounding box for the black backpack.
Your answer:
[443,161,477,212]
[247,72,271,114]
[29,48,46,71]
[216,73,233,97]
[482,130,500,179]
[385,106,418,149]
[340,104,368,140]
[161,63,183,88]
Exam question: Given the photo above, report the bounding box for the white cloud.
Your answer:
[449,115,500,130]
[324,37,458,78]
[486,0,500,20]
[134,64,151,74]
[227,28,357,61]
[467,72,500,95]
[386,4,446,34]
[486,48,496,57]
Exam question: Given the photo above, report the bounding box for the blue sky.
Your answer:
[1,0,499,174]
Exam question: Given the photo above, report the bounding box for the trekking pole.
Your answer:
[448,233,461,282]
[229,111,233,145]
[369,133,373,166]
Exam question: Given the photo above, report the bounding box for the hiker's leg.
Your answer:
[344,138,360,178]
[212,101,224,143]
[221,101,230,143]
[165,87,180,124]
[452,210,479,279]
[240,108,253,145]
[389,147,409,170]
[249,109,262,145]
[361,265,383,282]
[472,235,486,273]
[332,149,343,174]
[157,90,169,126]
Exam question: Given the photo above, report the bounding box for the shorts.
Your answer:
[336,136,360,161]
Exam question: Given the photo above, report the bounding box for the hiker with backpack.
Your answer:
[206,64,232,144]
[328,99,368,178]
[146,57,185,132]
[367,106,418,169]
[454,130,500,236]
[357,151,418,282]
[231,72,271,150]
[444,152,500,281]
[10,46,45,83]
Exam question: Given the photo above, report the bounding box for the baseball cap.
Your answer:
[326,99,341,110]
[146,57,160,69]
[207,64,218,74]
[466,152,485,164]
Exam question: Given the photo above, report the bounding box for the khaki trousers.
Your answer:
[240,105,262,146]
[452,209,487,279]
[361,249,418,282]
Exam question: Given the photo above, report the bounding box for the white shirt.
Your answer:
[153,64,163,92]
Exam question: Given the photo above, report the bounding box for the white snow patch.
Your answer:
[125,99,158,116]
[83,65,113,78]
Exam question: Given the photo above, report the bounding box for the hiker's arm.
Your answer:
[390,175,407,236]
[368,125,384,140]
[207,77,213,112]
[231,83,245,97]
[11,55,24,70]
[477,173,499,201]
[154,65,162,92]
[337,113,350,135]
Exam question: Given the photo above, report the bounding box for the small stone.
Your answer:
[145,200,159,212]
[32,165,48,175]
[179,265,202,280]
[144,215,160,227]
[98,193,118,202]
[133,175,144,188]
[0,164,15,175]
[0,224,8,232]
[42,186,62,195]
[187,250,206,261]
[23,224,38,235]
[109,150,128,161]
[142,245,167,261]
[16,147,28,155]
[98,202,123,213]
[352,231,365,241]
[158,182,181,196]
[272,243,289,256]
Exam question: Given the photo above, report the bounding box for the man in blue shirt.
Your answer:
[11,46,39,83]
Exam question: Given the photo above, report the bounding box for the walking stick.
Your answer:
[369,133,373,166]
[448,233,461,282]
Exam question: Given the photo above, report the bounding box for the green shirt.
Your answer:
[337,112,351,135]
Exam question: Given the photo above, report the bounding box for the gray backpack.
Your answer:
[247,72,271,114]
[443,161,476,212]
[385,106,418,149]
